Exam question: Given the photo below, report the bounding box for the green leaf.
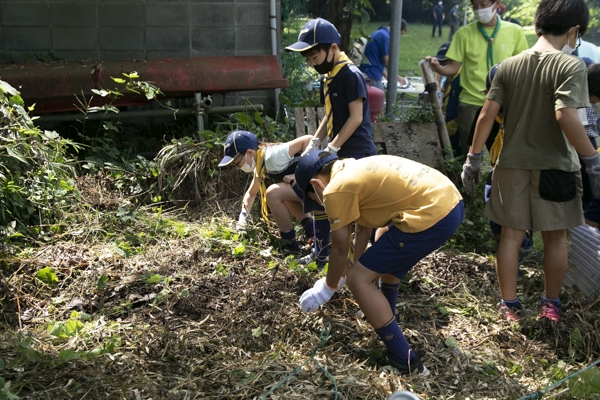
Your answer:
[86,347,104,358]
[252,326,263,337]
[58,349,80,362]
[233,243,246,256]
[49,322,67,337]
[64,319,83,336]
[97,274,109,290]
[444,337,458,349]
[112,77,126,84]
[438,306,448,315]
[145,274,163,284]
[36,266,59,286]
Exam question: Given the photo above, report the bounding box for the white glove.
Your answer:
[301,138,321,156]
[325,144,341,154]
[461,152,483,196]
[236,211,248,231]
[300,277,336,312]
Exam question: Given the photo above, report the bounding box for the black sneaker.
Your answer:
[378,353,430,377]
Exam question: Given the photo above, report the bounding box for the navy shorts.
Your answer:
[584,197,600,225]
[359,201,464,279]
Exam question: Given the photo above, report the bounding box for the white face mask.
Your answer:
[311,180,326,206]
[561,27,578,54]
[239,154,256,173]
[474,5,496,24]
[593,103,600,115]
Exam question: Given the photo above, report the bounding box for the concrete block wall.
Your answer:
[0,0,282,110]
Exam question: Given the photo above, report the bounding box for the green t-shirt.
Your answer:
[487,50,589,171]
[446,20,528,106]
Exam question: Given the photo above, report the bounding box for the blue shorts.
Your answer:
[359,201,464,279]
[584,197,600,225]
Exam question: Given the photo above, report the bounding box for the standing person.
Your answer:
[433,1,445,38]
[427,0,529,156]
[462,0,600,322]
[359,20,409,91]
[295,151,464,374]
[218,131,330,267]
[285,18,378,265]
[449,2,460,41]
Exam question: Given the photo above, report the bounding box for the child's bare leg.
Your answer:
[496,227,526,300]
[540,229,567,299]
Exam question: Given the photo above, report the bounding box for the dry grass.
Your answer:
[1,182,600,400]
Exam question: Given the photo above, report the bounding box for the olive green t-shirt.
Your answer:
[487,50,588,171]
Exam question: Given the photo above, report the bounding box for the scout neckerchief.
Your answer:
[489,114,504,165]
[324,52,352,138]
[254,148,270,223]
[477,18,501,70]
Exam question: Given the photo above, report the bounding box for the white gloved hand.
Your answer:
[461,152,483,196]
[300,277,336,312]
[325,144,341,154]
[236,211,248,231]
[301,138,321,156]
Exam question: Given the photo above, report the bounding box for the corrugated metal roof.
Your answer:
[566,225,600,303]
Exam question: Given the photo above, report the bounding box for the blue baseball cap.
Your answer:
[295,149,339,213]
[435,42,451,61]
[485,63,501,91]
[218,131,258,167]
[285,18,341,52]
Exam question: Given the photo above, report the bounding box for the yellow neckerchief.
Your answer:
[254,148,270,223]
[324,52,352,138]
[489,114,504,165]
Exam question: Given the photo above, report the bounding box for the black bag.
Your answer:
[539,170,576,202]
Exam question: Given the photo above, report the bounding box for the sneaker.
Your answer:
[540,301,561,322]
[297,252,328,269]
[378,353,430,377]
[498,303,522,322]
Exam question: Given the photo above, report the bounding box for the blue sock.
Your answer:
[280,229,299,251]
[379,282,401,316]
[501,298,522,310]
[300,217,314,238]
[313,214,330,259]
[542,295,560,307]
[375,317,415,364]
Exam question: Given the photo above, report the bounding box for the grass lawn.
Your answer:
[355,22,539,77]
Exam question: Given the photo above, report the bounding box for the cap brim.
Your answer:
[302,194,325,213]
[218,156,235,167]
[285,42,318,52]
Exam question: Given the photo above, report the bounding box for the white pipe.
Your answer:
[269,0,281,119]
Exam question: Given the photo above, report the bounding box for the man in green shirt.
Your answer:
[427,0,528,155]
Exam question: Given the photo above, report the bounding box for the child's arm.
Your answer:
[328,98,363,151]
[287,135,312,156]
[470,99,502,154]
[556,108,597,157]
[238,174,261,227]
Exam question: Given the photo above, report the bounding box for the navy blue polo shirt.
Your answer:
[320,64,377,159]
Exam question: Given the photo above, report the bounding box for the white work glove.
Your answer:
[236,211,248,231]
[300,277,337,312]
[461,152,483,196]
[301,138,321,156]
[325,144,340,154]
[581,152,600,197]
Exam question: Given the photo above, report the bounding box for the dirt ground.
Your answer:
[2,201,600,400]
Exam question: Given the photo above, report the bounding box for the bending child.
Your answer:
[218,131,329,266]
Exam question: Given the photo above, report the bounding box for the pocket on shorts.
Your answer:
[539,170,576,202]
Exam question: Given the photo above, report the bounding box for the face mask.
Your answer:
[593,103,600,115]
[314,48,335,74]
[473,5,496,24]
[311,180,326,206]
[239,154,256,173]
[561,27,578,54]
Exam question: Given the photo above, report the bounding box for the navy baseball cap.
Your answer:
[485,63,501,91]
[295,149,339,213]
[285,18,341,52]
[435,42,451,61]
[218,131,258,167]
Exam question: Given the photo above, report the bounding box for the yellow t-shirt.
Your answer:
[323,156,462,233]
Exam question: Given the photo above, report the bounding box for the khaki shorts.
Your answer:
[484,167,584,231]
